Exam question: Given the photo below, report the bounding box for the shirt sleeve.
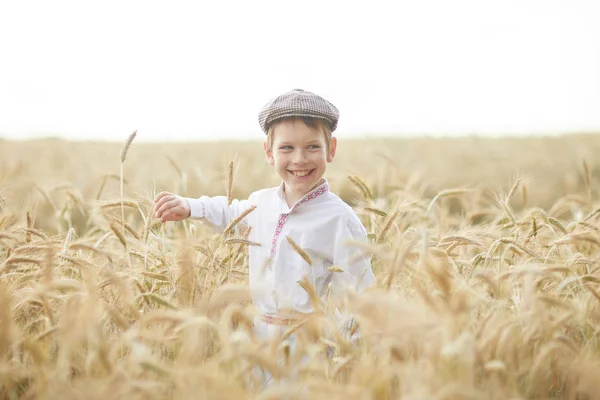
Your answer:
[331,215,376,294]
[183,195,253,234]
[330,215,376,343]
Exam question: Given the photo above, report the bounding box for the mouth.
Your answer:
[288,169,315,179]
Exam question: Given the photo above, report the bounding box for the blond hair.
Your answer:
[266,117,333,151]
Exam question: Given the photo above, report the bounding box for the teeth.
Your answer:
[291,170,310,177]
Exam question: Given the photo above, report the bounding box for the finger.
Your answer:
[154,193,176,211]
[155,202,170,219]
[157,207,170,221]
[154,194,174,210]
[155,206,169,220]
[154,195,176,212]
[156,199,181,218]
[154,196,167,211]
[154,191,172,203]
[157,199,179,216]
[159,212,170,223]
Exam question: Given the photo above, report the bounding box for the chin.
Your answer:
[294,180,320,192]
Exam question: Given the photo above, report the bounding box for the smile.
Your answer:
[288,169,314,178]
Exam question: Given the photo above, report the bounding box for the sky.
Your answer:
[0,0,599,142]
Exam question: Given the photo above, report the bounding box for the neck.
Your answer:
[283,179,324,208]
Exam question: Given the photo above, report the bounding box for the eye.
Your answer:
[279,145,293,150]
[308,145,321,150]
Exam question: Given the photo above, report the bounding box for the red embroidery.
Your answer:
[269,183,329,257]
[270,213,289,255]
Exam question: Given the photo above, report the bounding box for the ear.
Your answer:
[264,140,274,166]
[327,137,337,163]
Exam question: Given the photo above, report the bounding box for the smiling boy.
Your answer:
[154,88,375,335]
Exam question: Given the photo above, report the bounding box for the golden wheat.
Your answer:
[2,135,600,398]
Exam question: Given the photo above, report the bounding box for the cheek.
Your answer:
[272,153,287,166]
[314,150,328,162]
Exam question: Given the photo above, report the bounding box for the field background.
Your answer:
[2,134,600,399]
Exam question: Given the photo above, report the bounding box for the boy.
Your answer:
[154,89,375,337]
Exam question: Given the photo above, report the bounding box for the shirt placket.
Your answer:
[269,183,329,257]
[270,213,289,256]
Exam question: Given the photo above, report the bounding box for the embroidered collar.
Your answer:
[270,179,330,256]
[277,179,330,211]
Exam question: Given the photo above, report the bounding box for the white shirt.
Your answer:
[184,179,376,316]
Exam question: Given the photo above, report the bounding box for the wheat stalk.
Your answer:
[63,228,75,253]
[109,222,127,248]
[364,207,387,217]
[227,159,235,207]
[100,200,139,210]
[582,159,592,200]
[119,130,137,240]
[222,205,256,236]
[285,236,312,266]
[223,237,260,247]
[377,210,399,244]
[25,211,32,243]
[347,174,373,200]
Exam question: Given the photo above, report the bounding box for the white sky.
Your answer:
[0,0,599,142]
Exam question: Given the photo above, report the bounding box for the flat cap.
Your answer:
[258,89,339,134]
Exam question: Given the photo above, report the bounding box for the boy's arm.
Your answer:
[184,195,254,234]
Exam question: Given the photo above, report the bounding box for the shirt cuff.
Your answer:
[183,197,206,219]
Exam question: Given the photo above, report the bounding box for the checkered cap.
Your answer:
[258,89,339,134]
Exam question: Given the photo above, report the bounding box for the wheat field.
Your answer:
[2,133,600,399]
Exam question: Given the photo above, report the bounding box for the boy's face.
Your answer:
[264,119,337,201]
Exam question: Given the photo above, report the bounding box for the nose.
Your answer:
[292,148,307,164]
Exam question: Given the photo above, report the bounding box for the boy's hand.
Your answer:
[153,192,191,222]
